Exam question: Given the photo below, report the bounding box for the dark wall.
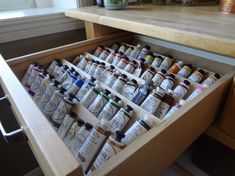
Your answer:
[0,28,86,60]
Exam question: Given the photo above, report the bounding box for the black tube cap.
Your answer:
[121,74,127,79]
[140,58,146,63]
[161,69,167,74]
[149,67,155,72]
[49,74,55,80]
[125,104,133,113]
[59,87,67,94]
[90,77,96,83]
[144,45,151,50]
[131,79,137,85]
[53,80,60,87]
[77,119,85,127]
[198,69,205,75]
[85,122,93,130]
[114,96,121,103]
[183,80,191,86]
[214,73,221,79]
[110,65,115,70]
[104,89,111,96]
[69,112,78,119]
[115,131,125,142]
[168,54,173,59]
[168,74,175,80]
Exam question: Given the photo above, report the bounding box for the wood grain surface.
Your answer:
[0,55,83,176]
[65,5,235,58]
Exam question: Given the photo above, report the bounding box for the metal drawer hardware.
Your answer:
[0,95,25,144]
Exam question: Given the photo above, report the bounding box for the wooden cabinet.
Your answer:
[0,30,234,176]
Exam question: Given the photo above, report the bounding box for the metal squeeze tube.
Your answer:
[77,119,111,174]
[116,56,129,69]
[64,119,85,148]
[168,61,184,74]
[88,89,111,117]
[132,58,146,77]
[25,64,43,90]
[151,55,163,68]
[112,51,123,66]
[28,71,48,96]
[97,96,121,121]
[160,74,176,91]
[61,71,79,90]
[84,59,94,73]
[112,74,127,94]
[152,69,166,87]
[21,62,38,86]
[154,89,174,119]
[110,105,133,133]
[106,50,118,64]
[70,123,93,156]
[43,87,67,119]
[104,73,118,88]
[58,67,75,84]
[65,77,84,96]
[140,87,165,114]
[124,60,137,73]
[33,74,54,104]
[99,49,110,61]
[186,85,205,102]
[52,62,63,79]
[92,132,126,170]
[144,54,154,65]
[173,80,191,99]
[201,73,221,87]
[72,55,83,66]
[93,62,106,80]
[99,65,115,83]
[118,44,128,53]
[188,69,205,83]
[93,46,104,57]
[137,45,151,60]
[122,79,138,100]
[130,44,142,59]
[88,61,100,77]
[163,100,186,120]
[122,115,156,145]
[47,59,61,74]
[50,94,75,129]
[57,112,78,139]
[38,80,60,110]
[77,57,88,70]
[132,81,153,105]
[177,64,193,78]
[111,43,119,50]
[76,77,96,101]
[80,86,100,108]
[140,67,155,82]
[159,55,174,70]
[124,46,134,57]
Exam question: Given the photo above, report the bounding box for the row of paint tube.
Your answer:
[20,60,158,174]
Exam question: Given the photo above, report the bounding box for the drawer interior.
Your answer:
[5,32,235,176]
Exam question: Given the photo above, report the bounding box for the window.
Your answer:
[0,0,36,11]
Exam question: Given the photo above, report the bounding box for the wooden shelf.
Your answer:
[65,5,235,58]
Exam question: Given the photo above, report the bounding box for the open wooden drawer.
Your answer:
[0,32,234,176]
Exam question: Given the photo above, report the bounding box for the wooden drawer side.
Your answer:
[0,55,83,176]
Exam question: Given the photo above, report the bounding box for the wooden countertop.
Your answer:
[65,5,235,58]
